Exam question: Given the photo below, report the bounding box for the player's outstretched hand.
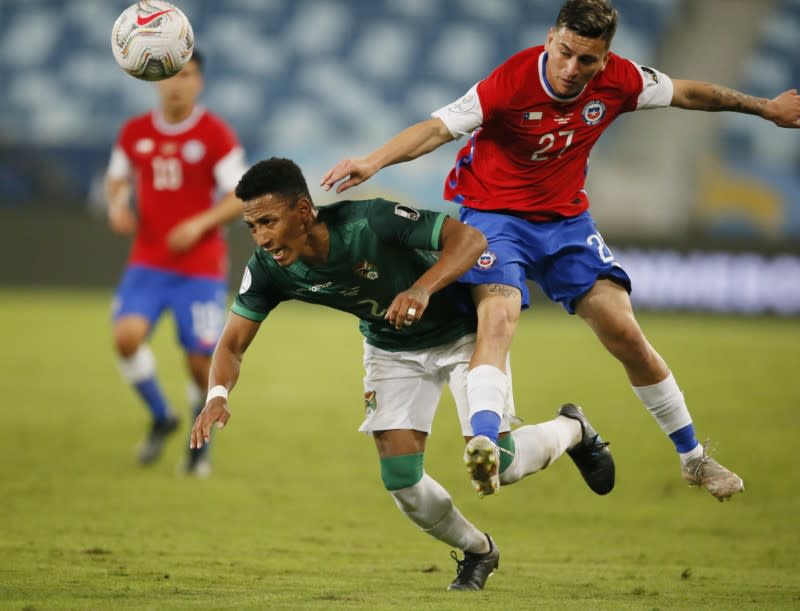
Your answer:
[386,286,430,330]
[766,88,800,128]
[320,158,376,193]
[190,399,231,449]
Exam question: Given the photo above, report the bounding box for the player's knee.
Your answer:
[112,318,148,356]
[478,301,519,341]
[380,453,424,491]
[113,328,142,357]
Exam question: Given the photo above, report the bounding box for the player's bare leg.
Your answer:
[576,280,743,500]
[113,314,179,465]
[464,284,520,496]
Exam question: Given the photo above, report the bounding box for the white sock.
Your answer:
[680,443,704,464]
[390,474,488,553]
[632,373,692,436]
[467,365,507,421]
[117,345,156,383]
[499,416,581,485]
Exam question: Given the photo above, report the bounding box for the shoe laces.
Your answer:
[450,549,482,580]
[589,434,610,450]
[683,438,717,477]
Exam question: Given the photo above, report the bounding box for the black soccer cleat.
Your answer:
[558,403,615,495]
[137,414,179,465]
[185,444,212,478]
[447,534,500,591]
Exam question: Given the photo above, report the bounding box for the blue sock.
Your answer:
[669,423,699,453]
[133,378,171,422]
[470,410,501,443]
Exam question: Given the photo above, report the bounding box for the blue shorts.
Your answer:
[112,265,228,354]
[458,208,631,314]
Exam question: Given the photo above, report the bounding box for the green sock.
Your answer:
[498,433,515,473]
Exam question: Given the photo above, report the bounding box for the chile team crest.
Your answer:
[476,250,496,270]
[581,99,606,125]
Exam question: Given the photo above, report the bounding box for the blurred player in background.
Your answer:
[105,51,247,476]
[190,157,615,591]
[322,0,800,501]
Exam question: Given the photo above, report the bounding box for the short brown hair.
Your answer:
[556,0,618,44]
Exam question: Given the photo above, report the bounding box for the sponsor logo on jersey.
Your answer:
[521,111,542,124]
[355,260,379,280]
[182,140,206,163]
[297,281,334,294]
[394,204,420,221]
[581,100,606,125]
[476,250,496,270]
[364,390,377,416]
[238,267,252,294]
[449,92,477,113]
[554,112,573,126]
[160,141,178,155]
[135,138,155,154]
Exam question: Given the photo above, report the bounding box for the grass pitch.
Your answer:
[1,288,799,610]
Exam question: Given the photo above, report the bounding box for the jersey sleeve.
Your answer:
[632,63,674,109]
[230,255,284,322]
[207,115,247,191]
[106,121,134,179]
[432,83,484,139]
[365,199,448,251]
[213,146,247,193]
[106,146,132,180]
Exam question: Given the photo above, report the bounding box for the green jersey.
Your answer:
[232,198,477,351]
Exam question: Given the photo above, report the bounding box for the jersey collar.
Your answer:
[152,105,205,134]
[539,51,586,103]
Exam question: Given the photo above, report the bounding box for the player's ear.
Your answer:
[599,50,610,71]
[296,196,314,220]
[545,27,556,50]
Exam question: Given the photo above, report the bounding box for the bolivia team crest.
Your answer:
[581,99,606,125]
[355,259,379,280]
[364,390,377,416]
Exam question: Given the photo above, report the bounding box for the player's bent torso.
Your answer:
[233,200,477,351]
[444,47,643,220]
[119,107,236,278]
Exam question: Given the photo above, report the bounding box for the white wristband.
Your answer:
[206,385,228,403]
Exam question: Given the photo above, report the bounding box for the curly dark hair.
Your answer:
[556,0,618,44]
[235,157,312,207]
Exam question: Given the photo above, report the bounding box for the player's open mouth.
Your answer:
[268,248,286,261]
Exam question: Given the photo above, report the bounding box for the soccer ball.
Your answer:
[111,1,194,81]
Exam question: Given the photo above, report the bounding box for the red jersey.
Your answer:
[107,106,246,278]
[433,46,673,220]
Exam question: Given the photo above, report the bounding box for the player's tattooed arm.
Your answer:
[671,79,800,128]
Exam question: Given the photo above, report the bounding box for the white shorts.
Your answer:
[358,333,516,436]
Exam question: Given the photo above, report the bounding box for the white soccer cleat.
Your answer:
[464,435,500,497]
[682,448,744,501]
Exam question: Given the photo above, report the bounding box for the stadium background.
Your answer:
[2,2,799,607]
[1,0,799,315]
